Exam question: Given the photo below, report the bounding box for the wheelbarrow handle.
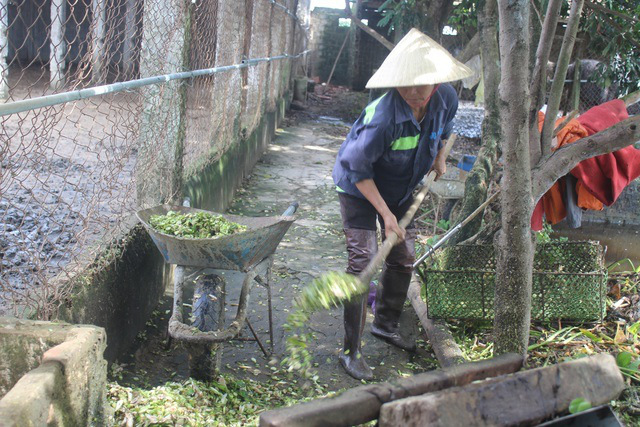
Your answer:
[282,201,299,217]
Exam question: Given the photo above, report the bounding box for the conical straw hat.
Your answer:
[366,28,474,89]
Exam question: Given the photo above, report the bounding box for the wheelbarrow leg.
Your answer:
[252,257,275,356]
[246,318,270,357]
[165,265,187,350]
[267,262,274,354]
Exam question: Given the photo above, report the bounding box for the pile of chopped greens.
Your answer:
[149,211,247,238]
[108,374,332,426]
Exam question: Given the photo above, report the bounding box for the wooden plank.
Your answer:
[379,353,624,427]
[123,0,138,78]
[408,276,465,367]
[259,353,523,427]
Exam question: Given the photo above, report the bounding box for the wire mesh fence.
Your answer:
[0,0,308,319]
[562,78,618,114]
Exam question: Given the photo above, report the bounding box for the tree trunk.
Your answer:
[450,0,501,244]
[540,0,585,157]
[423,0,455,43]
[494,0,534,356]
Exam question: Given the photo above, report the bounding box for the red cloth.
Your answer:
[572,99,640,206]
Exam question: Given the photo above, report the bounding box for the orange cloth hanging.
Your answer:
[535,112,593,226]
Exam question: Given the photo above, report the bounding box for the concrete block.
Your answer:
[0,317,111,426]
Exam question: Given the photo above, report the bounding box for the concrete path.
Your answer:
[121,116,439,392]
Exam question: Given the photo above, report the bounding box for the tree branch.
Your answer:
[623,90,640,107]
[456,32,480,64]
[584,0,640,25]
[596,12,640,51]
[530,0,542,27]
[531,115,640,202]
[540,0,584,158]
[344,0,394,51]
[529,0,562,117]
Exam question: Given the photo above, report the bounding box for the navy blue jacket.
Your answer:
[332,84,458,206]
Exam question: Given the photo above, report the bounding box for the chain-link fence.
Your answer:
[0,0,309,319]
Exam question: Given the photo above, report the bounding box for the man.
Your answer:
[332,28,473,380]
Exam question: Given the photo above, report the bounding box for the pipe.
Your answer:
[0,50,312,117]
[413,191,500,269]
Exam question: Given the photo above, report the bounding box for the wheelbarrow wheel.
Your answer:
[188,274,225,380]
[192,277,223,332]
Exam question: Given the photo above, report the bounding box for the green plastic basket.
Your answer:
[418,241,607,322]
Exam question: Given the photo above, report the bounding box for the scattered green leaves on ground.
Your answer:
[568,397,592,414]
[108,375,332,426]
[149,211,247,238]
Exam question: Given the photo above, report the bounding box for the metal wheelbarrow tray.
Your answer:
[136,204,296,271]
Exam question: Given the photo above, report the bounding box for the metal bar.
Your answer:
[413,223,463,269]
[0,50,312,117]
[413,192,500,269]
[246,318,270,357]
[267,262,274,353]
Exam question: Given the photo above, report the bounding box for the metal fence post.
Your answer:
[0,0,8,101]
[50,0,67,90]
[91,0,106,84]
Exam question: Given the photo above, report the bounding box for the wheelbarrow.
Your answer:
[136,202,298,379]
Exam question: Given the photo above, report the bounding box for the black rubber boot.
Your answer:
[339,293,374,380]
[371,267,416,351]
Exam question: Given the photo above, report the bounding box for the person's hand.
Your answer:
[431,152,447,181]
[383,213,405,242]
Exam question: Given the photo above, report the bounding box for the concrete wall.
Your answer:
[0,317,110,426]
[582,179,640,226]
[57,223,168,362]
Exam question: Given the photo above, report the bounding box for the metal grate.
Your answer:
[419,241,607,322]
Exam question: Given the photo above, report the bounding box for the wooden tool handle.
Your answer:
[358,135,457,286]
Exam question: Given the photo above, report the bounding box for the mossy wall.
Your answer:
[58,224,167,362]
